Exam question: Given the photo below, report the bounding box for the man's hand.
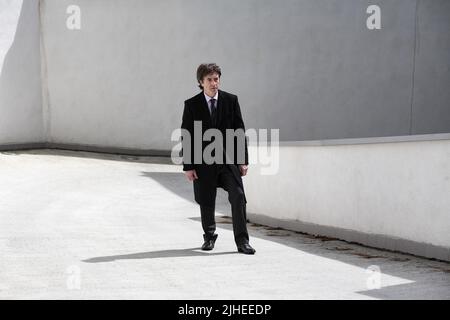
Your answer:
[184,169,198,181]
[239,165,248,176]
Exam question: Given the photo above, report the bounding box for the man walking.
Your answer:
[181,63,255,254]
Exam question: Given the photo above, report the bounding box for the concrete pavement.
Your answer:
[0,149,449,299]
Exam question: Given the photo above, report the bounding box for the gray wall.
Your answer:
[0,0,44,145]
[2,0,449,150]
[412,0,450,134]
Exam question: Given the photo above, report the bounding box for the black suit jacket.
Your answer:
[181,90,248,207]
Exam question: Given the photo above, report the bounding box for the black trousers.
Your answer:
[200,165,249,245]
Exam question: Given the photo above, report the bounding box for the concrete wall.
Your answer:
[244,136,450,261]
[0,0,44,145]
[0,0,449,149]
[37,0,450,151]
[412,0,450,134]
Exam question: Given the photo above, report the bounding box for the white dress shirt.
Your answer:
[204,91,218,115]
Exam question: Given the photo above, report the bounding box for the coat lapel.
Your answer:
[216,90,225,128]
[197,92,212,128]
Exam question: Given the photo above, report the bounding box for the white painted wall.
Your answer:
[245,139,450,251]
[0,0,22,72]
[0,0,44,145]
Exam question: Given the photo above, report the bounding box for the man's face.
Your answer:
[200,72,220,97]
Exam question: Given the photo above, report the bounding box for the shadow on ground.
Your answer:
[1,149,174,165]
[140,171,230,213]
[140,170,450,300]
[83,247,236,263]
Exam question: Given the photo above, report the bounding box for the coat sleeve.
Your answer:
[233,96,249,165]
[181,101,195,171]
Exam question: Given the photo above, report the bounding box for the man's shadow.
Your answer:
[83,171,234,264]
[83,247,236,263]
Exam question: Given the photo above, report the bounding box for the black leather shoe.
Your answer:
[201,234,218,251]
[237,243,256,254]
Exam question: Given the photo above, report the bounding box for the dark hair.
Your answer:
[196,63,222,90]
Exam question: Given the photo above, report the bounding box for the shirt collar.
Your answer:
[204,91,218,103]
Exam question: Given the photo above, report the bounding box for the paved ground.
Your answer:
[0,149,449,299]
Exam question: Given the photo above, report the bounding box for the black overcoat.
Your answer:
[181,90,249,207]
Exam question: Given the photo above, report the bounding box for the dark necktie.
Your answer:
[210,98,217,127]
